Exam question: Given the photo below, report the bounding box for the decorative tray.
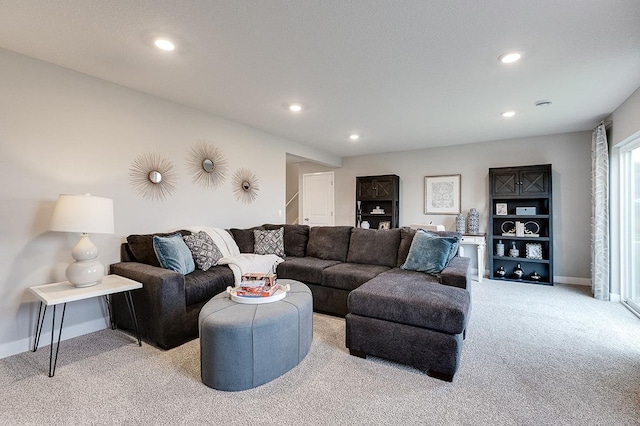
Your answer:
[227,283,290,304]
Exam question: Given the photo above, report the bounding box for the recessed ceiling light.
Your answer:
[498,52,521,64]
[288,104,302,112]
[502,111,516,118]
[154,39,175,51]
[349,134,360,141]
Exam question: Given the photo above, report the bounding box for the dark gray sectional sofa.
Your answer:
[110,224,471,380]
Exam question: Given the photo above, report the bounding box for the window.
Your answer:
[619,135,640,315]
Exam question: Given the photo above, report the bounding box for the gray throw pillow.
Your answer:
[183,231,223,271]
[400,229,458,275]
[152,233,196,275]
[253,227,285,257]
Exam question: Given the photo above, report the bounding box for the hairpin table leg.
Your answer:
[124,291,141,346]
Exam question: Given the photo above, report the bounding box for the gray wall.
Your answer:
[0,48,339,358]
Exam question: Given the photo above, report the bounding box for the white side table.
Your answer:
[30,274,142,377]
[459,234,487,282]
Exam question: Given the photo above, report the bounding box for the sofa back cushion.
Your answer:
[347,228,401,267]
[127,230,192,267]
[306,226,353,262]
[397,227,461,267]
[229,227,263,253]
[263,224,310,257]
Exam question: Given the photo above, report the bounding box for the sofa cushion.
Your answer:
[322,263,390,291]
[263,224,309,257]
[348,268,470,334]
[277,257,341,285]
[127,230,192,267]
[184,266,234,306]
[229,227,263,253]
[153,233,196,275]
[306,226,353,262]
[183,231,223,271]
[347,228,400,267]
[401,229,458,275]
[253,227,285,257]
[397,227,461,267]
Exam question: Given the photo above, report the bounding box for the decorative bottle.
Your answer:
[495,266,506,277]
[509,241,519,257]
[513,263,524,279]
[455,213,466,234]
[467,208,479,234]
[496,240,504,257]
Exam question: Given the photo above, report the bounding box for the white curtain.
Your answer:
[591,123,609,300]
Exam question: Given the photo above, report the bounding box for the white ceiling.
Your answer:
[1,1,639,158]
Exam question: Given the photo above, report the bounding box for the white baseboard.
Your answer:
[0,316,109,360]
[553,276,591,286]
[610,293,622,302]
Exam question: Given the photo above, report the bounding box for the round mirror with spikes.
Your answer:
[188,142,228,188]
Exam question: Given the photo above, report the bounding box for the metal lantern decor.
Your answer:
[232,168,260,204]
[187,142,228,188]
[129,152,177,201]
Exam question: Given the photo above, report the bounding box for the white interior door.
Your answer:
[302,172,334,227]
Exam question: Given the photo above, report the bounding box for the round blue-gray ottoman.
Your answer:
[199,279,313,391]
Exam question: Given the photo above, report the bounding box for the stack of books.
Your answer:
[237,273,278,297]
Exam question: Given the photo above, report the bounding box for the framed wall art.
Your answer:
[424,174,461,214]
[496,203,508,216]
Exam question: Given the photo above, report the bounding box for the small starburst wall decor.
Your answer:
[232,168,260,204]
[129,152,177,201]
[187,142,228,188]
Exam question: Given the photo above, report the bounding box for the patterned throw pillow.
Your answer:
[183,231,223,271]
[254,227,285,257]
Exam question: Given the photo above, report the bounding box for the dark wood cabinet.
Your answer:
[356,175,399,229]
[489,164,553,285]
[491,167,550,196]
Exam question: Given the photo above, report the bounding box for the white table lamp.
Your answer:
[49,194,114,287]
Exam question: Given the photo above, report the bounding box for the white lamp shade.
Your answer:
[49,194,114,234]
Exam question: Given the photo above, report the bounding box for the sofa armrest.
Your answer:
[110,262,187,349]
[440,256,471,291]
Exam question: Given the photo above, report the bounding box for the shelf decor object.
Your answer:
[187,142,228,188]
[525,243,543,260]
[355,174,399,229]
[467,208,480,234]
[424,174,461,214]
[49,194,114,287]
[232,168,260,204]
[129,152,177,201]
[489,164,553,285]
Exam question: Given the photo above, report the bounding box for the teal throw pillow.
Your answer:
[417,228,460,262]
[401,229,457,275]
[153,233,196,275]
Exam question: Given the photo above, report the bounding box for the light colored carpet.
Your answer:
[2,280,640,425]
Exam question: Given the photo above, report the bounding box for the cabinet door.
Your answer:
[373,179,394,199]
[357,179,376,199]
[492,171,518,196]
[520,169,549,195]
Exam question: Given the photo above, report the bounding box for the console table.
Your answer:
[459,233,486,282]
[29,274,142,377]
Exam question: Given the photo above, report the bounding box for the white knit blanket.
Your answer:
[186,226,283,285]
[218,253,283,286]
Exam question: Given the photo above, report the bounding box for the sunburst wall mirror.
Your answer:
[232,168,260,204]
[129,152,177,201]
[187,142,228,188]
